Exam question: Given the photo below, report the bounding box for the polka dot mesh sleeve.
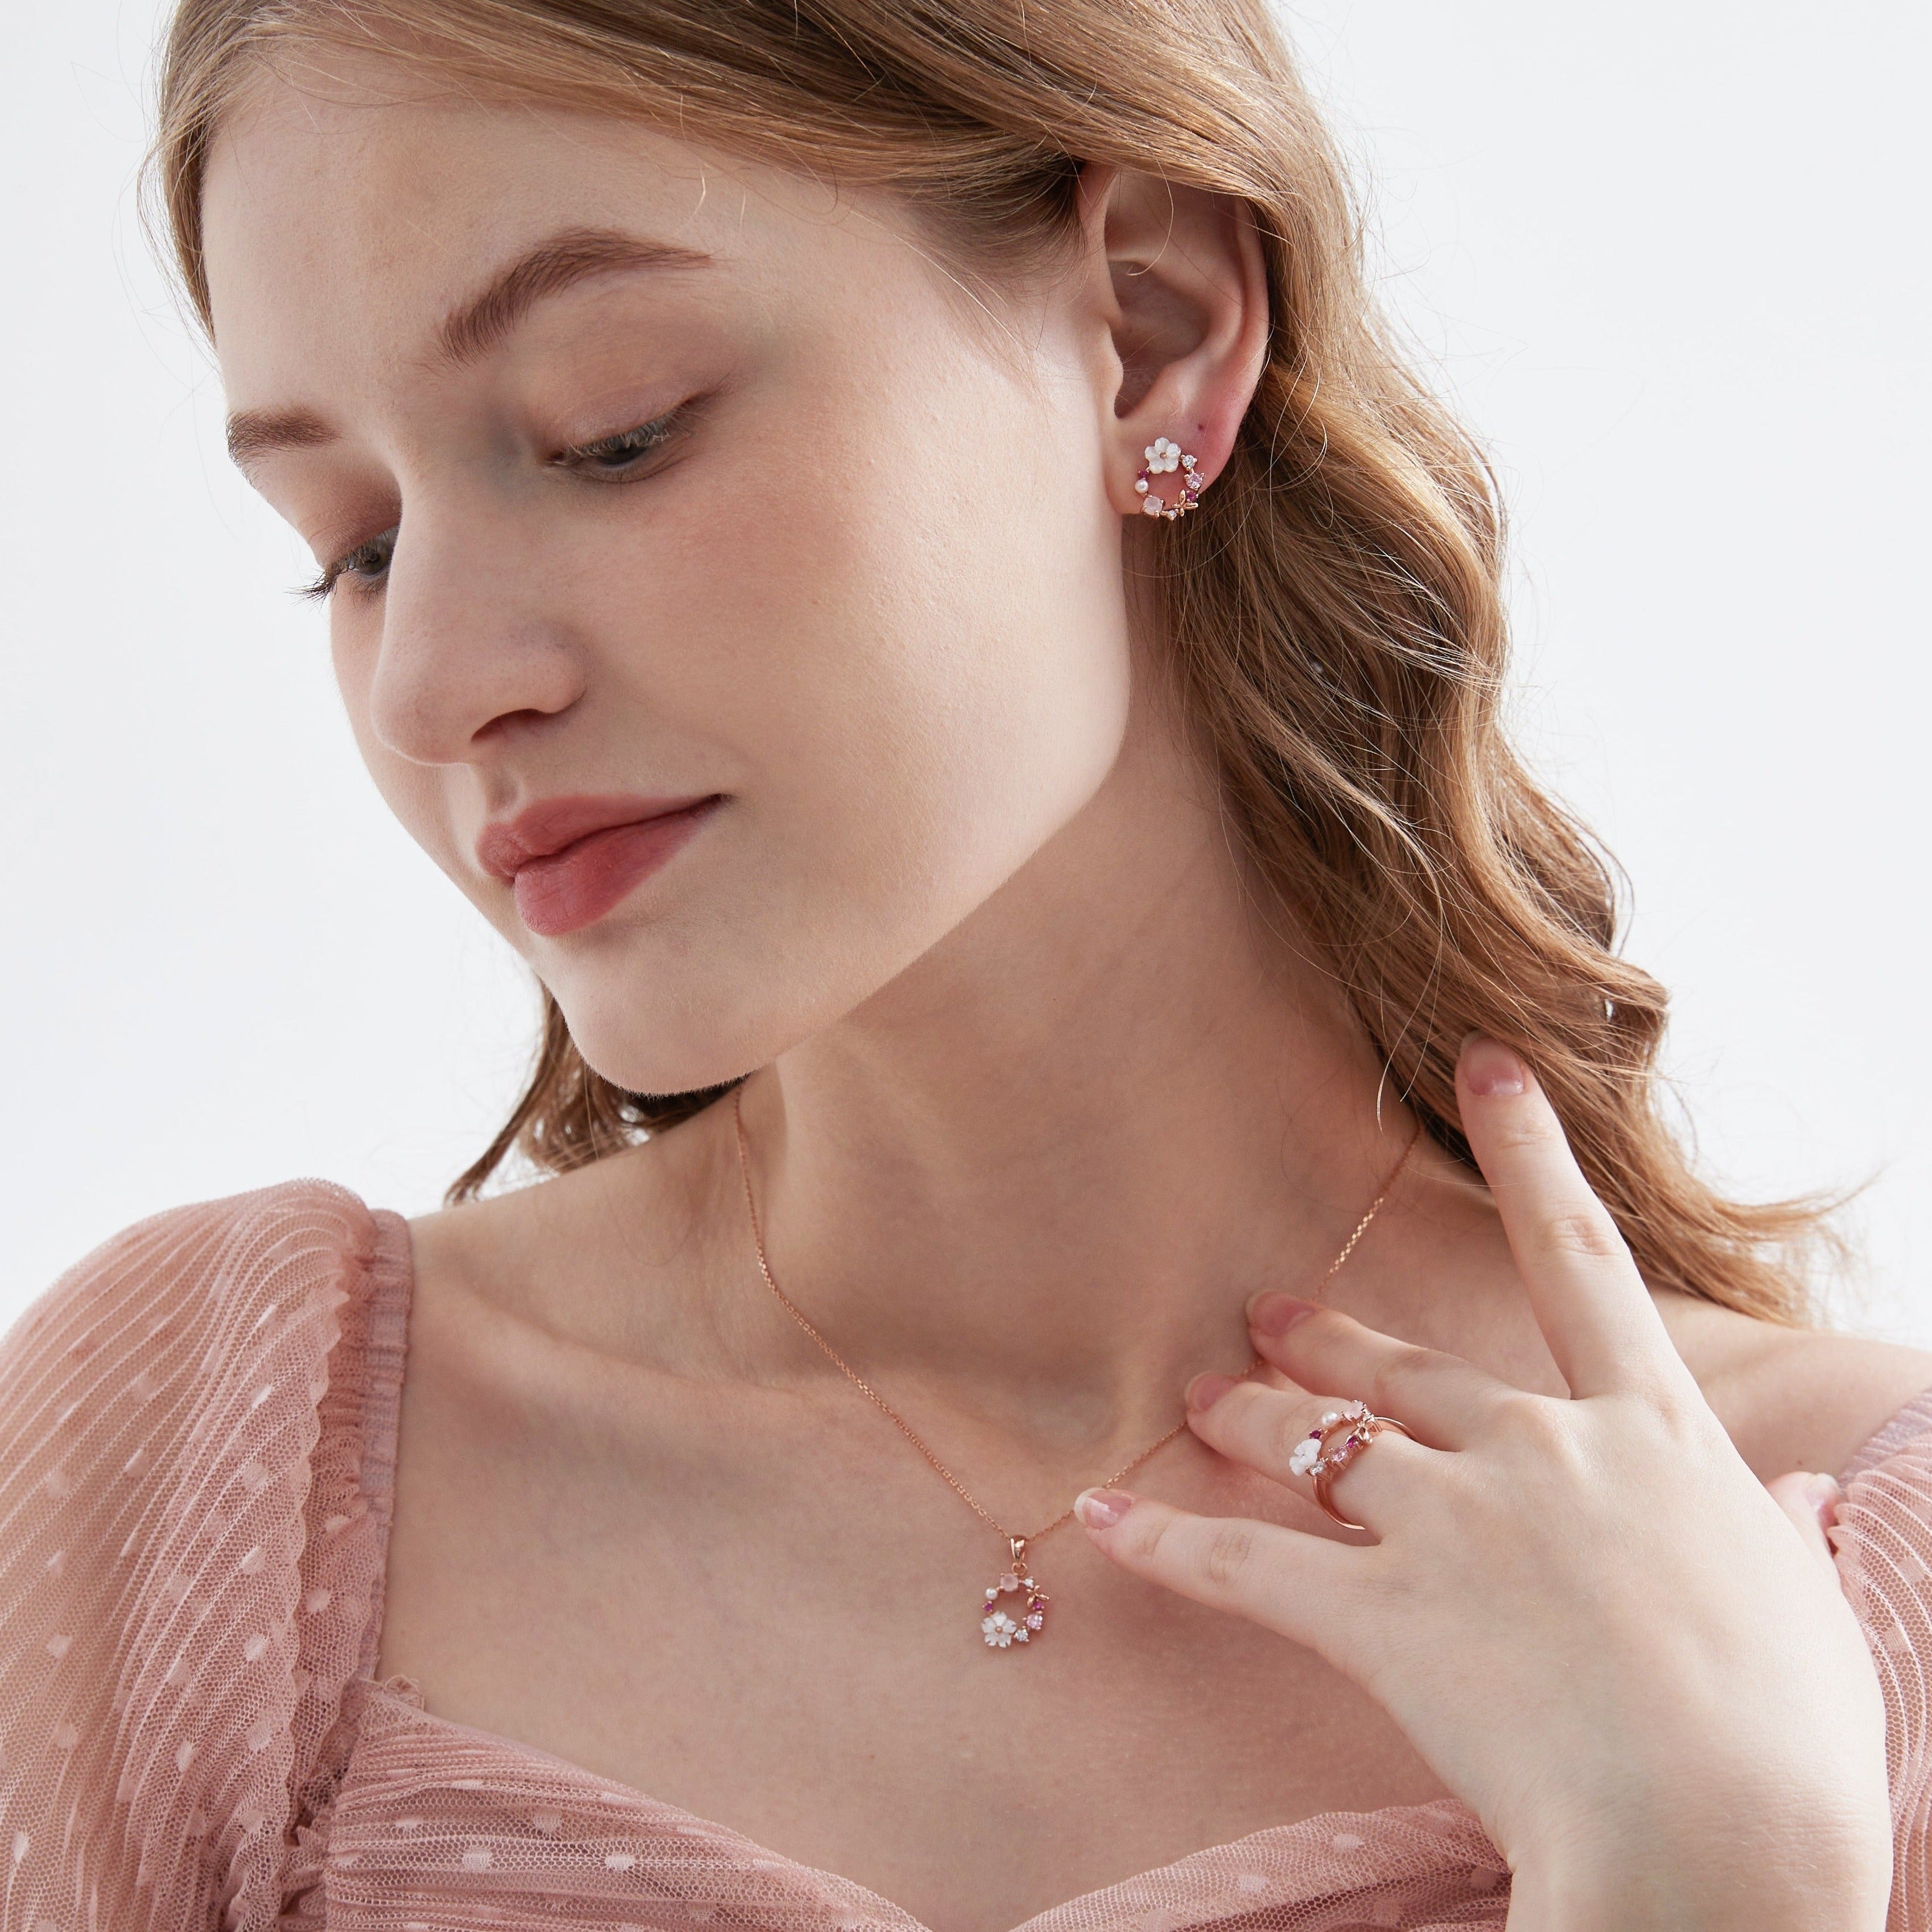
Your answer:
[0,1182,401,1932]
[1834,1395,1932,1929]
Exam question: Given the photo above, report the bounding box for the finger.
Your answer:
[1457,1035,1684,1399]
[1073,1486,1358,1646]
[1765,1470,1842,1576]
[1244,1293,1514,1448]
[1185,1371,1442,1533]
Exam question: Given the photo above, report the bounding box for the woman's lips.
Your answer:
[478,795,721,938]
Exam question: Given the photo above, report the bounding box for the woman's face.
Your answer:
[202,64,1205,1093]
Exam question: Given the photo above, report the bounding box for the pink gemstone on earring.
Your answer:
[1142,498,1163,515]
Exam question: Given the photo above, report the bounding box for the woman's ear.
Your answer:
[1075,161,1270,518]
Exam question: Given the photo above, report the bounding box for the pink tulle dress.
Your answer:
[2,1179,1930,1930]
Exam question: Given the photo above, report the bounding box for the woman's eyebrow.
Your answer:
[227,404,334,473]
[223,225,716,473]
[427,224,716,372]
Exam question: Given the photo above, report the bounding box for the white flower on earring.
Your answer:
[1144,436,1182,473]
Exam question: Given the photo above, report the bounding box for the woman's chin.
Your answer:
[571,1031,757,1103]
[551,902,979,1098]
[560,986,813,1101]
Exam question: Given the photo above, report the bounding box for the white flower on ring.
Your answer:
[1288,1433,1322,1478]
[1143,436,1182,472]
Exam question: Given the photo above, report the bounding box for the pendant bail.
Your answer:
[1008,1535,1027,1574]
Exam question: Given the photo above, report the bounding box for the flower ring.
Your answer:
[1134,436,1206,520]
[1286,1398,1413,1531]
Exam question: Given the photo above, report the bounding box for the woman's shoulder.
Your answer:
[0,1176,401,1525]
[1657,1286,1932,1485]
[0,1176,410,1931]
[2,1175,384,1367]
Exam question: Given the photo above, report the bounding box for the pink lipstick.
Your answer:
[476,793,720,937]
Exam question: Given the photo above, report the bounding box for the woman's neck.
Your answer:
[728,691,1441,1467]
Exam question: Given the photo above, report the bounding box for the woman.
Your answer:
[1,1,1925,1926]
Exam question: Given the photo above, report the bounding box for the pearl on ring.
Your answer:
[1291,1400,1412,1532]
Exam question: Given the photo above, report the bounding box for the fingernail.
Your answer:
[1460,1034,1527,1097]
[1075,1487,1135,1530]
[1247,1291,1318,1338]
[1803,1473,1842,1525]
[1186,1372,1236,1413]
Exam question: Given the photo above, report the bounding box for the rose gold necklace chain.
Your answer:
[730,1083,1421,1648]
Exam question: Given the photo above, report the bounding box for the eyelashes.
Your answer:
[298,526,395,604]
[561,418,678,475]
[295,406,685,603]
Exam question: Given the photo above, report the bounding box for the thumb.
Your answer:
[1765,1469,1843,1573]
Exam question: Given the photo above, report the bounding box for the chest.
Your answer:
[371,1334,1449,1932]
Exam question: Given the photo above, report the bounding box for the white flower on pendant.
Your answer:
[982,1610,1021,1648]
[1143,436,1182,473]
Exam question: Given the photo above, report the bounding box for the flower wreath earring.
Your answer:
[1135,435,1206,520]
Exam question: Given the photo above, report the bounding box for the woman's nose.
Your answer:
[358,510,586,765]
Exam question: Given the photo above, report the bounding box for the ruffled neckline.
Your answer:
[331,1671,1509,1930]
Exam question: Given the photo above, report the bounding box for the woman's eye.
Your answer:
[291,409,683,601]
[298,525,398,603]
[557,413,678,478]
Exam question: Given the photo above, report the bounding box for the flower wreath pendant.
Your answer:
[980,1537,1049,1649]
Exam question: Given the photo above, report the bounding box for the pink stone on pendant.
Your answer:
[998,1572,1020,1592]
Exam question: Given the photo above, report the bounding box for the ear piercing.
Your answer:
[1135,436,1206,520]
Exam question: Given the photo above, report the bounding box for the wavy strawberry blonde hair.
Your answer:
[151,0,1831,1319]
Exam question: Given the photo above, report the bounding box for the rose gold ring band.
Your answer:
[1293,1400,1413,1532]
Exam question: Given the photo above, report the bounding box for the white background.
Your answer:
[3,2,1927,1337]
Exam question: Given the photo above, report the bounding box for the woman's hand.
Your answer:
[1074,1037,1893,1931]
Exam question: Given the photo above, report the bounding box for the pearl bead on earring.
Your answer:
[1133,436,1206,520]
